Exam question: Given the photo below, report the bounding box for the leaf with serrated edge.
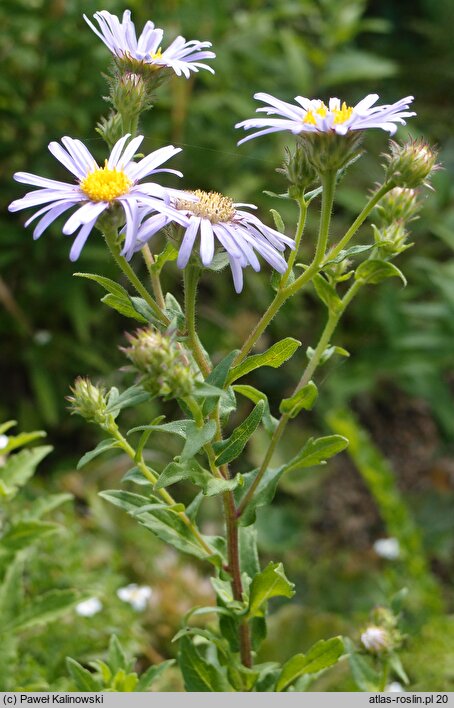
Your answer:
[227,338,301,385]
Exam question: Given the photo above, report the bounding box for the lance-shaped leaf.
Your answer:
[156,458,241,497]
[179,636,234,692]
[227,338,301,385]
[0,520,59,552]
[206,350,239,389]
[355,259,407,286]
[213,401,265,466]
[312,274,342,312]
[323,244,373,265]
[236,467,284,527]
[181,420,217,460]
[4,589,80,633]
[276,637,345,691]
[77,438,121,469]
[247,562,295,618]
[135,660,176,692]
[306,344,349,365]
[0,429,46,456]
[279,381,318,418]
[106,385,150,418]
[66,657,102,691]
[282,435,348,474]
[101,294,148,323]
[74,272,129,299]
[0,445,52,499]
[232,385,278,434]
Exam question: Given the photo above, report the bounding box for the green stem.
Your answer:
[141,244,166,311]
[103,228,169,326]
[183,265,211,377]
[237,279,363,518]
[233,170,336,367]
[379,658,389,692]
[324,182,394,263]
[280,198,307,288]
[110,428,214,557]
[121,112,139,138]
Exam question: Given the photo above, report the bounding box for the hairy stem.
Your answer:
[280,198,307,288]
[183,265,211,377]
[103,228,169,326]
[141,244,166,310]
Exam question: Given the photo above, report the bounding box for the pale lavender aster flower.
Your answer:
[9,134,188,261]
[84,11,215,78]
[75,597,103,617]
[134,190,295,293]
[361,626,390,653]
[117,583,152,611]
[236,93,415,144]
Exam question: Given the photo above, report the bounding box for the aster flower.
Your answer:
[236,93,415,144]
[9,134,189,261]
[84,10,215,78]
[134,190,295,293]
[117,583,152,611]
[75,597,103,617]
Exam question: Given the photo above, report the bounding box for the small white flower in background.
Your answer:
[361,625,390,653]
[9,134,188,261]
[117,583,152,611]
[84,11,215,78]
[0,435,9,450]
[134,190,295,293]
[373,537,401,560]
[75,597,103,617]
[236,93,415,144]
[33,330,52,346]
[386,682,406,692]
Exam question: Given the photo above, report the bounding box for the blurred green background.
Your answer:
[1,0,453,690]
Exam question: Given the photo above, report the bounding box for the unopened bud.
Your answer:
[297,130,363,175]
[361,625,391,654]
[112,72,148,116]
[372,222,410,257]
[123,328,195,400]
[375,187,420,227]
[277,143,318,198]
[67,377,110,427]
[384,139,438,188]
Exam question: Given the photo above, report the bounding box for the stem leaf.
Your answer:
[279,381,318,418]
[213,401,265,465]
[178,636,234,692]
[355,259,407,286]
[283,434,348,473]
[276,637,345,691]
[247,562,295,618]
[228,338,301,385]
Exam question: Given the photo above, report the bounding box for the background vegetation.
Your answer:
[1,0,453,690]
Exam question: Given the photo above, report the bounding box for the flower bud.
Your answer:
[112,72,148,116]
[372,222,411,257]
[67,377,110,427]
[384,139,438,188]
[297,130,363,176]
[123,328,195,400]
[95,111,124,151]
[375,187,420,227]
[361,625,391,654]
[276,143,318,198]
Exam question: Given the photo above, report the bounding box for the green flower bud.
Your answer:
[112,72,148,116]
[67,377,111,427]
[375,187,420,227]
[95,111,124,151]
[384,139,438,188]
[123,328,195,400]
[276,143,319,198]
[372,222,411,257]
[297,130,363,176]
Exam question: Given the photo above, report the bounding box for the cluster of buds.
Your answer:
[297,130,364,176]
[383,139,438,188]
[122,327,195,400]
[276,143,318,199]
[67,377,112,428]
[361,607,403,655]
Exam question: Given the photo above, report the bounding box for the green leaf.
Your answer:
[74,272,128,299]
[232,385,278,435]
[181,420,217,460]
[128,419,190,438]
[164,292,185,328]
[0,556,24,627]
[153,242,178,274]
[306,344,350,365]
[106,385,150,417]
[312,274,342,312]
[101,294,148,322]
[247,562,295,618]
[157,458,241,497]
[283,435,349,474]
[269,208,285,233]
[108,635,130,674]
[344,639,380,691]
[0,430,46,455]
[227,338,301,384]
[66,657,102,691]
[130,297,160,324]
[324,244,373,265]
[135,660,175,691]
[276,637,345,691]
[0,445,52,498]
[0,520,58,551]
[279,381,318,418]
[206,351,239,389]
[213,401,265,466]
[77,438,120,469]
[5,590,80,632]
[355,259,407,286]
[21,493,72,520]
[99,490,223,565]
[178,636,233,692]
[236,466,284,527]
[0,421,17,436]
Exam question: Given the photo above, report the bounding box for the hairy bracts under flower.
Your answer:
[133,190,295,293]
[84,10,215,78]
[236,93,415,144]
[9,134,188,260]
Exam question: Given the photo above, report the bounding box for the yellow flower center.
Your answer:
[151,47,163,60]
[176,190,236,223]
[332,101,353,125]
[304,103,328,125]
[80,161,132,202]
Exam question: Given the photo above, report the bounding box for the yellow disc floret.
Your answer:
[176,190,236,223]
[332,101,353,125]
[80,161,132,202]
[151,47,163,60]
